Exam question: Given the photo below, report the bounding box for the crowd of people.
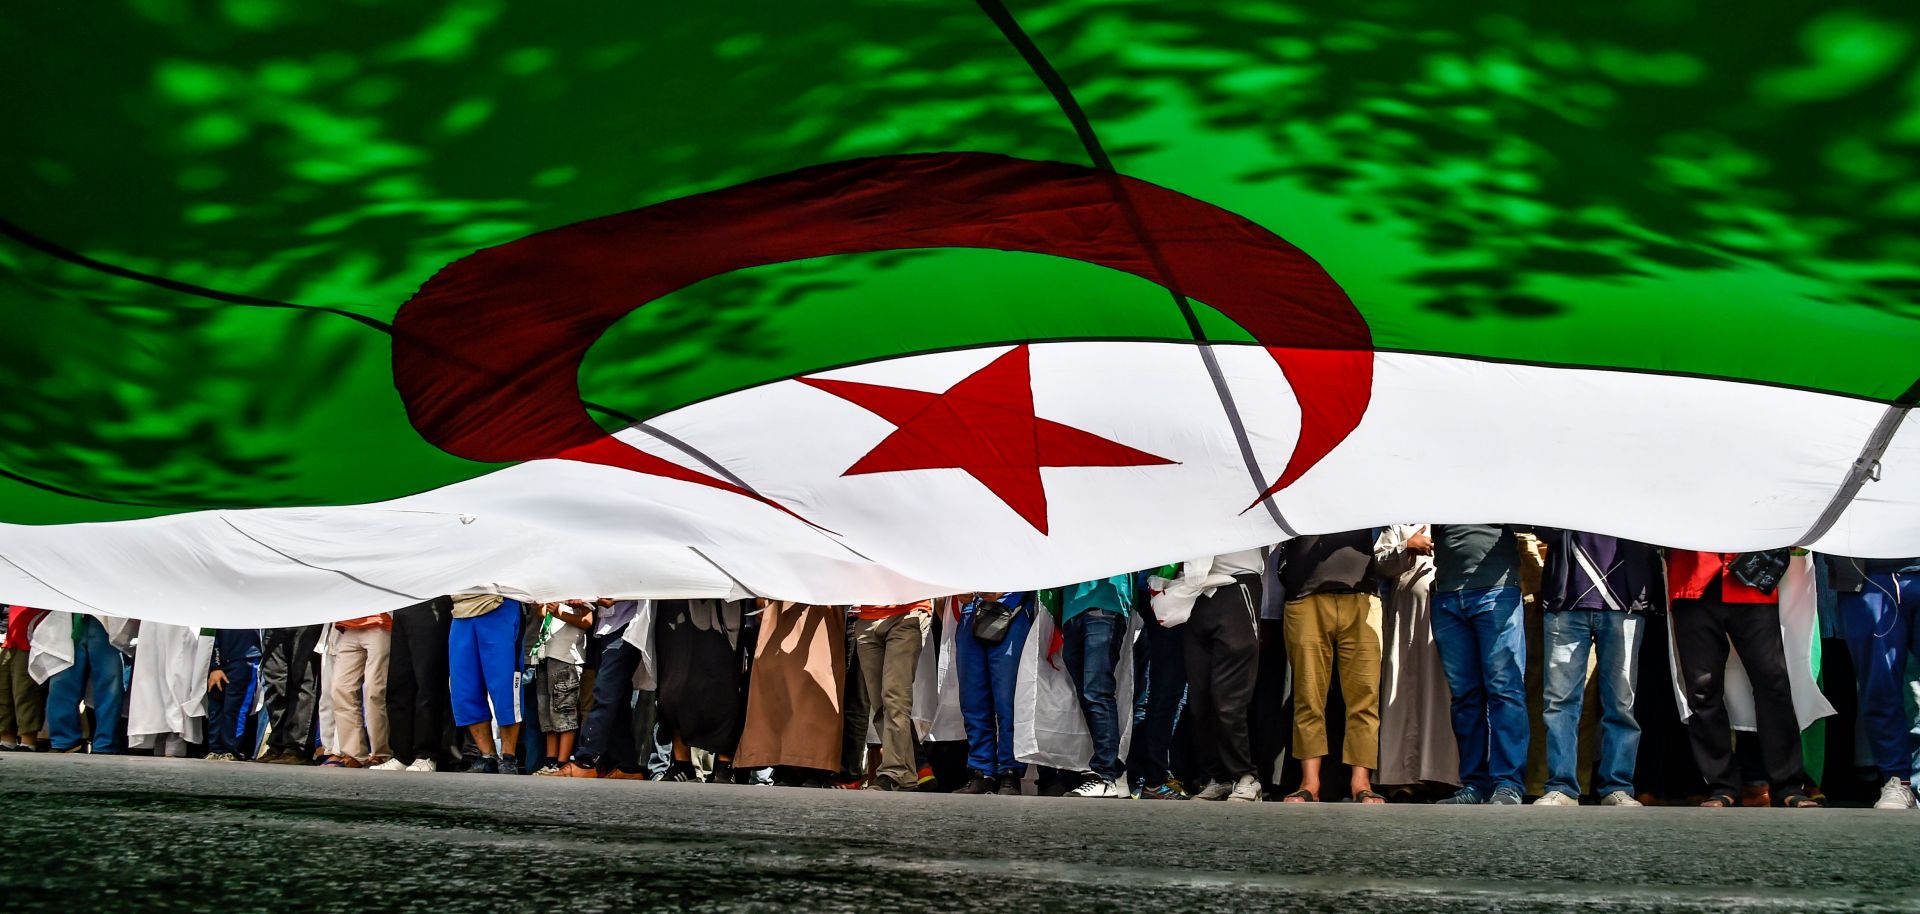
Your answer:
[2,527,1916,811]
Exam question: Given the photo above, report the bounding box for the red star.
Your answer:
[797,346,1175,534]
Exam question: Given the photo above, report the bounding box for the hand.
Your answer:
[565,598,591,609]
[539,603,556,616]
[594,596,616,608]
[1407,530,1434,555]
[208,669,228,691]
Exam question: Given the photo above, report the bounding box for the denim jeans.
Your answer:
[1541,609,1645,796]
[46,616,127,754]
[205,659,260,757]
[1837,572,1920,780]
[1431,585,1527,795]
[571,626,642,772]
[1062,609,1126,781]
[1128,612,1187,786]
[956,604,1034,778]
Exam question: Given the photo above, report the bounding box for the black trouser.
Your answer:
[1182,574,1262,781]
[260,625,322,756]
[839,611,869,779]
[572,625,641,772]
[387,596,454,765]
[1672,599,1806,798]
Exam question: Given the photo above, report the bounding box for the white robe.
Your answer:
[126,622,214,751]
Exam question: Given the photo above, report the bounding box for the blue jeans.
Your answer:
[1128,613,1188,786]
[1431,585,1527,795]
[572,626,642,772]
[1838,572,1920,780]
[1542,610,1645,796]
[1062,609,1126,781]
[956,604,1034,778]
[205,659,260,757]
[46,616,127,753]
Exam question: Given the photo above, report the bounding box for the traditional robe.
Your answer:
[1374,524,1461,786]
[127,622,214,754]
[734,601,846,772]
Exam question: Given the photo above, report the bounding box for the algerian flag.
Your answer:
[2,3,1916,625]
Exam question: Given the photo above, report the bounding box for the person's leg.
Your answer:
[989,606,1034,780]
[0,649,18,744]
[258,627,293,754]
[1476,586,1529,795]
[1286,593,1336,790]
[330,630,370,760]
[572,630,640,770]
[1723,603,1807,799]
[1140,616,1187,786]
[1211,583,1261,784]
[1672,601,1739,798]
[1430,590,1491,795]
[1841,578,1909,782]
[82,619,127,755]
[1902,574,1920,784]
[386,607,419,763]
[954,605,998,778]
[877,611,929,785]
[363,627,392,759]
[839,616,869,780]
[46,638,88,751]
[854,617,889,779]
[1073,610,1124,782]
[1592,611,1645,797]
[448,617,490,732]
[1540,610,1595,798]
[286,625,323,759]
[1179,605,1221,783]
[1336,593,1384,795]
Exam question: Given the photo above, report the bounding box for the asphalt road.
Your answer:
[3,753,1916,913]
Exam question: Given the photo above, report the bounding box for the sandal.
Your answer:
[1282,788,1319,803]
[1354,789,1388,804]
[1699,793,1737,808]
[1777,793,1822,808]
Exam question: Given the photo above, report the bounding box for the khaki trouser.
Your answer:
[854,610,929,785]
[329,627,393,760]
[1284,591,1383,767]
[0,648,46,742]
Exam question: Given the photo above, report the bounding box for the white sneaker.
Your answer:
[1193,780,1234,801]
[1599,791,1643,807]
[1069,776,1125,798]
[1228,774,1263,803]
[1533,790,1579,806]
[371,758,408,771]
[1873,777,1917,810]
[405,758,438,773]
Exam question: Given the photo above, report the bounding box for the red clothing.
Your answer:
[855,600,934,621]
[3,606,50,651]
[1667,551,1775,604]
[335,612,393,631]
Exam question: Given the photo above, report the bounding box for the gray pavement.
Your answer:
[2,753,1916,913]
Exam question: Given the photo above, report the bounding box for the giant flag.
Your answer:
[2,2,1917,625]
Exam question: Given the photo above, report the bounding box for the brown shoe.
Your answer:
[1738,784,1771,808]
[269,752,312,765]
[605,768,648,781]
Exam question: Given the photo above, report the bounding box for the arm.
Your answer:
[552,603,594,630]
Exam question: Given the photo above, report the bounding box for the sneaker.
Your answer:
[469,756,500,774]
[662,763,696,783]
[1069,776,1125,798]
[532,762,561,776]
[1600,791,1643,807]
[1436,787,1483,805]
[996,778,1023,797]
[1228,774,1263,803]
[1533,790,1579,806]
[954,774,999,795]
[1488,786,1524,805]
[371,757,408,771]
[405,758,437,773]
[1193,779,1234,801]
[203,752,233,762]
[1874,777,1917,810]
[917,765,937,789]
[1140,779,1191,801]
[498,754,522,775]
